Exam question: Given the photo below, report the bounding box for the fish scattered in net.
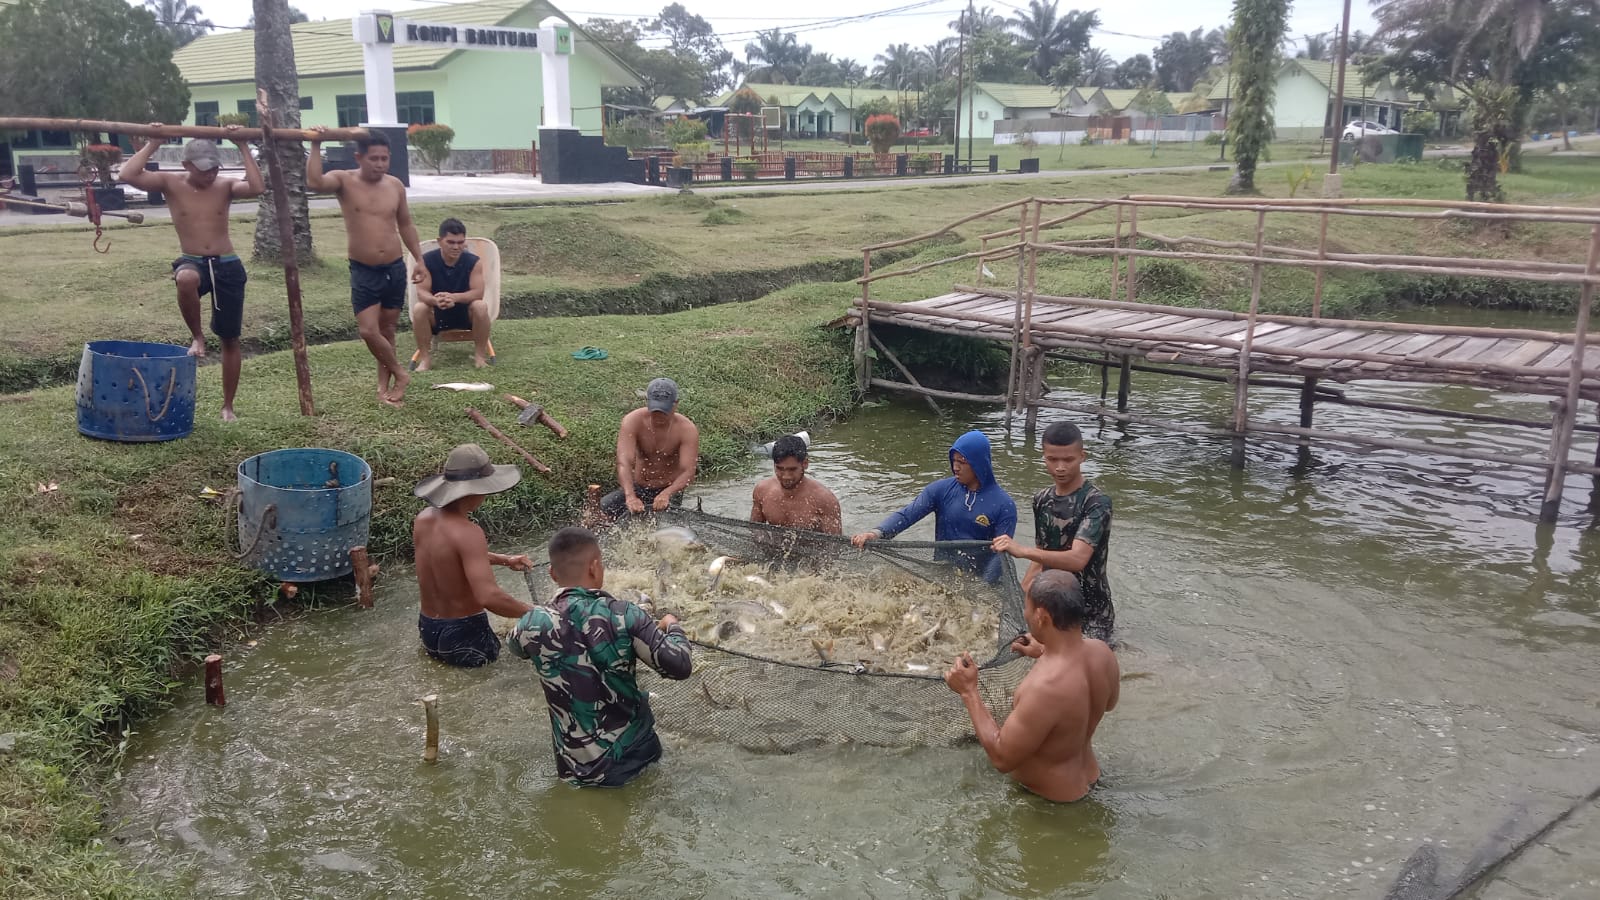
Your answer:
[588,509,1033,751]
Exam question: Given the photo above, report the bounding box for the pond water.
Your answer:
[113,310,1600,898]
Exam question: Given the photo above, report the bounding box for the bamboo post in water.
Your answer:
[422,695,440,763]
[1232,210,1268,469]
[1125,206,1139,303]
[1110,205,1123,298]
[855,249,873,395]
[350,546,374,609]
[1312,211,1330,317]
[1541,224,1600,522]
[1005,202,1032,429]
[204,654,226,706]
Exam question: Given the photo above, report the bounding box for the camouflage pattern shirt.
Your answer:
[508,586,693,785]
[1032,482,1115,641]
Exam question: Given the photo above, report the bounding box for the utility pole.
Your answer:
[1329,0,1352,176]
[965,0,976,170]
[954,8,965,169]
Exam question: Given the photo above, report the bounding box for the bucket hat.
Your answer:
[413,443,521,508]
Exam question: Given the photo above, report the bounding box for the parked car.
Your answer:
[1342,120,1397,141]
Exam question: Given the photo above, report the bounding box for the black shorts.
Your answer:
[350,257,408,314]
[432,301,473,334]
[173,255,248,339]
[418,610,501,668]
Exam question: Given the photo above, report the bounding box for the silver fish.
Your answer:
[869,632,893,654]
[651,526,700,548]
[654,559,671,598]
[431,382,495,392]
[904,663,932,673]
[714,600,771,620]
[707,555,735,591]
[744,574,773,589]
[765,600,788,618]
[918,618,947,648]
[902,605,924,627]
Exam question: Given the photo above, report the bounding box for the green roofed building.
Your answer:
[1206,58,1421,140]
[171,0,641,150]
[949,82,1074,140]
[715,83,923,138]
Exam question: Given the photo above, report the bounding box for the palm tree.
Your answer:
[925,38,958,80]
[838,58,867,84]
[1079,48,1115,86]
[145,0,213,47]
[950,5,1008,36]
[1297,32,1329,60]
[744,29,811,84]
[873,43,927,90]
[1007,1,1098,81]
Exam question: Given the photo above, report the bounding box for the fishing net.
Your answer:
[595,508,1033,751]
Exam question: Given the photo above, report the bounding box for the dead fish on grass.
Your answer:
[431,382,495,392]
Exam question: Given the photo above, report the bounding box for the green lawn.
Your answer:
[760,136,1329,172]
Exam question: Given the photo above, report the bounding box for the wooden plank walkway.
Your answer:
[859,291,1600,400]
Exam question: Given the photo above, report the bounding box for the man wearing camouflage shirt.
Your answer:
[992,421,1116,643]
[508,526,693,786]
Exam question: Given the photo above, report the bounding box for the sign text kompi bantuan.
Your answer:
[388,18,542,51]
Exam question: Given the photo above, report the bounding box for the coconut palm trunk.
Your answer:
[252,0,313,263]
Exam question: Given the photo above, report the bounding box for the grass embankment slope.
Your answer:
[769,136,1328,172]
[2,158,1597,895]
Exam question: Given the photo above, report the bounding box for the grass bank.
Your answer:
[767,136,1328,172]
[0,282,858,896]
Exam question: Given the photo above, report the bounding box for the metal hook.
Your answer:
[93,226,110,254]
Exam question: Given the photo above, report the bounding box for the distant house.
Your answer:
[653,97,690,116]
[1207,58,1416,140]
[949,82,1072,140]
[714,83,914,138]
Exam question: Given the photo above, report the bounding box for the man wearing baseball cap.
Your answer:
[603,377,700,520]
[412,443,537,667]
[120,127,264,421]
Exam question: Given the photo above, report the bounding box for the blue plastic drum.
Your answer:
[236,448,373,582]
[76,340,197,442]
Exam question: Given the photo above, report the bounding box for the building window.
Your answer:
[336,94,368,128]
[299,96,313,110]
[195,101,220,127]
[396,91,435,125]
[235,99,260,128]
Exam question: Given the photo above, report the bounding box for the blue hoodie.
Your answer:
[873,431,1018,581]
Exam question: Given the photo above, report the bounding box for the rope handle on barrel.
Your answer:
[128,366,177,422]
[223,487,278,561]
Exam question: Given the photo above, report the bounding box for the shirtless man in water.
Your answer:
[750,435,842,534]
[307,128,426,407]
[119,127,263,421]
[411,443,536,667]
[602,378,699,520]
[946,570,1119,802]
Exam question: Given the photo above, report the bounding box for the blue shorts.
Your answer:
[418,611,500,668]
[350,257,407,314]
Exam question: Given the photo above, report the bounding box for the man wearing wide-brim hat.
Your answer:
[412,443,536,667]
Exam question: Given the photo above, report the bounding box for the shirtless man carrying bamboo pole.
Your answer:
[306,128,425,407]
[119,125,263,421]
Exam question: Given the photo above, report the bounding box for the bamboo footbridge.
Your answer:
[844,194,1600,523]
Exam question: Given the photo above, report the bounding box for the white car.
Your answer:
[1343,120,1397,141]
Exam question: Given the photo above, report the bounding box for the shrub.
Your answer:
[607,115,654,152]
[674,141,712,165]
[665,118,709,148]
[1203,131,1224,145]
[407,123,455,174]
[1079,132,1095,146]
[1019,125,1039,156]
[864,114,900,154]
[736,158,759,180]
[909,153,933,174]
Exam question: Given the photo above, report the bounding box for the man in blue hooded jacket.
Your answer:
[851,431,1018,581]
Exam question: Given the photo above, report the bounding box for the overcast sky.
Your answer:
[147,0,1380,76]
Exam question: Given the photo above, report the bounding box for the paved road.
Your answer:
[5,134,1595,229]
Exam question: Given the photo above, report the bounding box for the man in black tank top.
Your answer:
[413,218,489,369]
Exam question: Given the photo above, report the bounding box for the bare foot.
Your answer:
[388,369,411,404]
[380,395,405,409]
[220,407,238,422]
[415,357,432,372]
[473,356,489,369]
[188,337,207,358]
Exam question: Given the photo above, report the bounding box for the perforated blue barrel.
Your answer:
[237,449,373,582]
[76,341,197,442]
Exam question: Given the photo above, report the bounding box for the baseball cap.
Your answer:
[183,140,222,171]
[645,377,679,413]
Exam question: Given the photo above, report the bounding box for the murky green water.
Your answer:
[113,310,1600,898]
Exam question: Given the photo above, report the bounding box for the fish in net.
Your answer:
[595,509,1033,751]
